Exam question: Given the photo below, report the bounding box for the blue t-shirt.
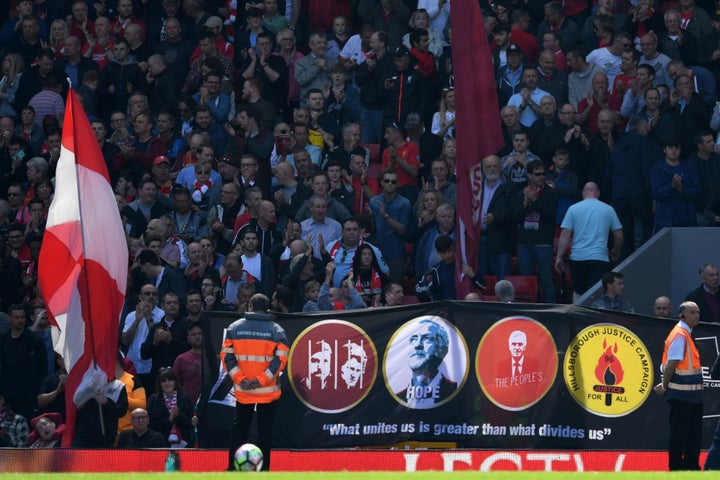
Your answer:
[560,198,622,262]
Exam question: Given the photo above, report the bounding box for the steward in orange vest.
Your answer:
[221,294,289,471]
[655,301,703,471]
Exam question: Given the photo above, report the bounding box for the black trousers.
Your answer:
[227,401,278,471]
[668,399,703,471]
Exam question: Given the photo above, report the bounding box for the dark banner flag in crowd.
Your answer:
[449,1,504,297]
[200,303,720,450]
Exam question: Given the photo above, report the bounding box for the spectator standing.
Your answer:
[222,294,288,471]
[555,182,623,300]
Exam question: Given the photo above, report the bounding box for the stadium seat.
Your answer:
[483,276,498,296]
[362,144,381,163]
[403,295,418,305]
[504,275,539,303]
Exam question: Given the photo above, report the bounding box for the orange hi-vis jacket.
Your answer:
[661,323,703,403]
[221,312,289,404]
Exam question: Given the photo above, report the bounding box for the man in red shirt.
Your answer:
[381,122,420,205]
[347,153,379,216]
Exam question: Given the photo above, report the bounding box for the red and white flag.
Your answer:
[38,90,128,447]
[451,1,504,298]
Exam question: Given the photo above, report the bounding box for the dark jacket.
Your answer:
[55,56,99,89]
[147,65,180,116]
[686,284,720,324]
[117,427,169,448]
[273,181,312,222]
[516,184,558,246]
[356,52,396,110]
[382,67,428,124]
[650,160,701,228]
[485,180,523,254]
[604,131,654,201]
[357,0,410,49]
[73,380,128,447]
[496,64,524,107]
[147,391,195,446]
[140,316,190,376]
[122,200,173,238]
[282,253,326,312]
[101,61,147,113]
[668,93,712,154]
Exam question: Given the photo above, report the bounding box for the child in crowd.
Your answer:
[302,280,321,312]
[546,147,579,227]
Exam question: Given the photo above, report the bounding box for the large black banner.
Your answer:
[200,302,720,450]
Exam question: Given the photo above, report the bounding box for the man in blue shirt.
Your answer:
[369,171,410,283]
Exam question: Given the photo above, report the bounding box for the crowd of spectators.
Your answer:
[1,0,720,447]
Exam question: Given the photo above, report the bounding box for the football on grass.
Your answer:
[234,443,263,471]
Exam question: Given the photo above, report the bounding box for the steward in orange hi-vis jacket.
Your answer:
[221,294,289,471]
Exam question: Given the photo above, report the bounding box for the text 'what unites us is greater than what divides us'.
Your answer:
[322,422,603,439]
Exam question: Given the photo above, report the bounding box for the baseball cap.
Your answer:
[218,152,241,168]
[204,16,223,29]
[392,46,410,57]
[385,121,403,132]
[507,44,522,55]
[153,155,171,166]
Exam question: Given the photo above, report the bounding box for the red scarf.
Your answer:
[158,181,173,196]
[13,206,29,224]
[411,48,436,79]
[164,391,182,445]
[328,239,365,261]
[194,180,212,191]
[355,267,382,296]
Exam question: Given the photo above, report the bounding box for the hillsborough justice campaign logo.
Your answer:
[563,324,653,417]
[475,316,558,411]
[288,320,377,413]
[384,316,469,409]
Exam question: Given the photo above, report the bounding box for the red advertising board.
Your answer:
[0,449,684,472]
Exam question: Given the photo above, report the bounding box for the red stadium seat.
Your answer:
[483,276,498,296]
[504,275,539,303]
[362,144,381,163]
[403,295,418,305]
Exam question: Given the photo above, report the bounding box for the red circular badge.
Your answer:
[288,320,377,413]
[475,316,558,411]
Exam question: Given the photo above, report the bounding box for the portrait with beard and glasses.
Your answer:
[386,317,467,409]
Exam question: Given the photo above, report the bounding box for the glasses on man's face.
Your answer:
[196,170,210,174]
[131,415,149,420]
[7,192,19,197]
[383,179,398,184]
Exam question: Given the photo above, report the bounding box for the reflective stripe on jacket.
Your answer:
[662,324,703,403]
[221,312,289,404]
